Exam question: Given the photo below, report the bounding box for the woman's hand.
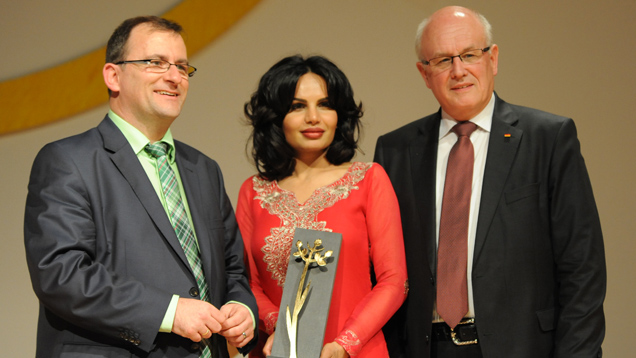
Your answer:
[263,331,275,356]
[319,342,349,358]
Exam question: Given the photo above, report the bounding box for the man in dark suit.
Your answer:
[374,6,606,358]
[24,16,257,358]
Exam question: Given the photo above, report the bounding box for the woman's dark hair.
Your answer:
[244,55,363,181]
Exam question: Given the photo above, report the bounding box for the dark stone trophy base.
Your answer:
[268,228,342,358]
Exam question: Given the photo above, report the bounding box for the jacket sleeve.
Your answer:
[211,165,259,355]
[549,119,606,357]
[24,142,170,352]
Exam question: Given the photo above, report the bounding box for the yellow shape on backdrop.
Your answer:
[0,0,261,136]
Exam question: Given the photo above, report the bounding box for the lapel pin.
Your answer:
[504,133,511,143]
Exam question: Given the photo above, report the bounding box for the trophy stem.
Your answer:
[284,239,332,357]
[287,258,311,358]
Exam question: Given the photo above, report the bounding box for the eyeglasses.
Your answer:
[114,59,197,78]
[421,47,491,71]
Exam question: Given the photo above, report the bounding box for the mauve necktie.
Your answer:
[437,121,477,329]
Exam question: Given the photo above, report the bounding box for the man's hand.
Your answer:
[172,298,227,342]
[320,342,349,358]
[218,303,254,348]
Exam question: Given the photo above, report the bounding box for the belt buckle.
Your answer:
[450,318,478,346]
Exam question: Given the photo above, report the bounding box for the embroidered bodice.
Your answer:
[236,162,408,357]
[252,162,371,288]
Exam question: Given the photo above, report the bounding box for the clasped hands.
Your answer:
[173,297,253,348]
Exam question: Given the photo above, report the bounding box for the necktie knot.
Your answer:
[145,142,169,159]
[452,121,477,138]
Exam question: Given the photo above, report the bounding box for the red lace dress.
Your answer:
[236,162,408,357]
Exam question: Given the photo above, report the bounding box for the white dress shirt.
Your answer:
[433,93,495,322]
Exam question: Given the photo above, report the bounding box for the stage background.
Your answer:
[1,0,633,356]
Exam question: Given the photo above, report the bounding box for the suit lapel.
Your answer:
[174,143,216,299]
[473,97,522,263]
[98,118,193,272]
[409,114,441,276]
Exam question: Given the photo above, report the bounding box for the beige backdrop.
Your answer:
[1,0,634,356]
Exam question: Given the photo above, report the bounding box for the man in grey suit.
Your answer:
[24,16,257,358]
[374,6,606,358]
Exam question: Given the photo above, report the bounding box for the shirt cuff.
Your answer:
[160,295,180,332]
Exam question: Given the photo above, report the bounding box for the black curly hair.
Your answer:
[244,55,363,181]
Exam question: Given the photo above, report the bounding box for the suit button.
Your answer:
[430,277,435,285]
[191,343,201,351]
[189,287,199,297]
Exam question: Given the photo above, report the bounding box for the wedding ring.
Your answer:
[204,329,210,336]
[242,331,247,339]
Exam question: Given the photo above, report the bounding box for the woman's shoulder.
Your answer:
[347,162,393,188]
[335,161,382,189]
[240,175,256,191]
[349,161,387,178]
[239,174,276,194]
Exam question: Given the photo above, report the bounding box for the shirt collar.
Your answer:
[439,92,495,140]
[108,109,176,162]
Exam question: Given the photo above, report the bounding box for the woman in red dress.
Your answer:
[237,55,407,358]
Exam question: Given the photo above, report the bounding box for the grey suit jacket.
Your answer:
[24,116,258,358]
[374,95,605,358]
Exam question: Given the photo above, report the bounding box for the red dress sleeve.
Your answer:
[236,177,280,334]
[334,164,408,356]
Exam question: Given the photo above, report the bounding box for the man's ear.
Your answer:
[489,44,499,76]
[103,63,120,93]
[416,61,433,89]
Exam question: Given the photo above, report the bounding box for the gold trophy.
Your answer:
[269,228,341,358]
[285,239,333,358]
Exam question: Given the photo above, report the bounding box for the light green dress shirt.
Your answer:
[109,111,255,334]
[109,110,186,332]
